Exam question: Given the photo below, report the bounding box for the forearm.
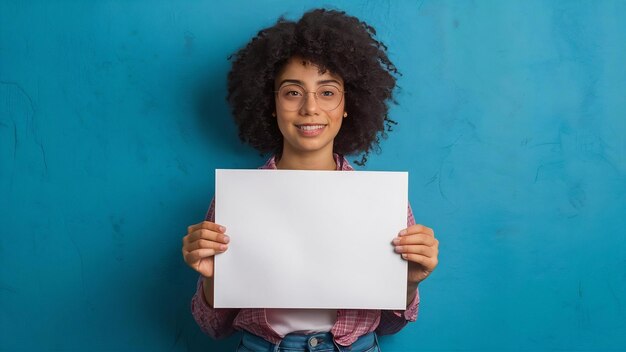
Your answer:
[202,276,215,307]
[406,282,418,307]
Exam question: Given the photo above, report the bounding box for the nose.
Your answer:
[299,92,319,115]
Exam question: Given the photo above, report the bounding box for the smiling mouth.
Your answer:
[295,124,327,131]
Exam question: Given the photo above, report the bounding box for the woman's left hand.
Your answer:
[393,224,439,285]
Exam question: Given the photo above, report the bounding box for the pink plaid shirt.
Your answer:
[191,154,419,346]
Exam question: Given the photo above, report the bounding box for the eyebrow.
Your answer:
[278,79,342,87]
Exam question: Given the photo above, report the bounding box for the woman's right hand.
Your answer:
[182,221,230,278]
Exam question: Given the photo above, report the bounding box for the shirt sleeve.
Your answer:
[189,198,240,339]
[191,276,240,339]
[375,202,420,335]
[205,197,216,224]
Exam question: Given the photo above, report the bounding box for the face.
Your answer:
[274,57,345,158]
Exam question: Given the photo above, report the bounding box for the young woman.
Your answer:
[181,9,439,352]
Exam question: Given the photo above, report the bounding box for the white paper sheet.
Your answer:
[213,169,408,309]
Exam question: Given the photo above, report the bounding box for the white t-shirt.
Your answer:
[266,308,338,335]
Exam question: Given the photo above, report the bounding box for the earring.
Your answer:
[343,112,348,118]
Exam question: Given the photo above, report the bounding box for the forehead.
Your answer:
[275,57,343,85]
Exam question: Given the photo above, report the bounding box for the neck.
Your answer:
[276,145,337,171]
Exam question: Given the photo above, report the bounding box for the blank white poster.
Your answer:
[214,169,408,309]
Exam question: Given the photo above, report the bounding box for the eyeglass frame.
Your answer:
[273,84,347,112]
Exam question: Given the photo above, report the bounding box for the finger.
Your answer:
[184,248,218,264]
[186,239,228,252]
[188,229,230,244]
[402,253,438,269]
[395,244,437,258]
[393,235,438,247]
[399,224,434,237]
[187,221,227,235]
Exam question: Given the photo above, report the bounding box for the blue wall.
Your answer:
[1,1,625,351]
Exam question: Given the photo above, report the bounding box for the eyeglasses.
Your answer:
[274,84,345,112]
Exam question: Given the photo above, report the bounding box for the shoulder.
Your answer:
[335,154,354,171]
[258,155,278,170]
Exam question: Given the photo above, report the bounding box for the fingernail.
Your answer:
[219,244,228,251]
[402,253,408,259]
[395,246,403,252]
[219,226,226,232]
[392,238,400,245]
[399,229,407,236]
[223,235,230,243]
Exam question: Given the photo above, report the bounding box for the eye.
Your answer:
[280,84,304,98]
[318,85,340,99]
[285,90,302,97]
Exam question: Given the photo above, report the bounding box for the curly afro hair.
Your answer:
[227,8,399,165]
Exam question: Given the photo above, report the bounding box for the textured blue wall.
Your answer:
[1,1,625,351]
